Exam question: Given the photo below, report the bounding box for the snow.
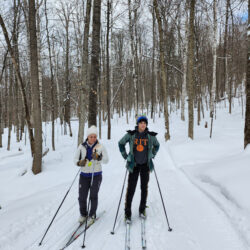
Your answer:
[0,102,250,250]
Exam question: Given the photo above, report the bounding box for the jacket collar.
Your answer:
[82,139,98,148]
[126,127,157,136]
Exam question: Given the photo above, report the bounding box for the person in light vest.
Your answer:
[74,125,109,224]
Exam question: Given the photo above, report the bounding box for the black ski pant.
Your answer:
[125,163,150,217]
[78,174,102,217]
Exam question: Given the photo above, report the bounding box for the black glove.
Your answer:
[92,152,102,161]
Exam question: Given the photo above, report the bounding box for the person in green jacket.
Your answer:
[118,115,160,221]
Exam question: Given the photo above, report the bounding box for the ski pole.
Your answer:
[39,168,81,246]
[82,159,96,248]
[153,168,172,232]
[111,169,128,234]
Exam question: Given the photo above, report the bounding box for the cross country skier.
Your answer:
[118,115,160,221]
[74,125,109,224]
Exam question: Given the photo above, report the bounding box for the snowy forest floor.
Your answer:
[0,103,250,250]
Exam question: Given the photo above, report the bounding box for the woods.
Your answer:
[0,0,248,174]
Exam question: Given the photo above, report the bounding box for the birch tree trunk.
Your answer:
[78,0,91,145]
[181,15,188,121]
[64,17,72,137]
[128,0,139,115]
[45,0,55,150]
[154,0,170,140]
[210,0,218,138]
[52,41,62,125]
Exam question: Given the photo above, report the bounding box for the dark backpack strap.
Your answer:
[127,130,136,135]
[148,131,158,136]
[79,141,88,160]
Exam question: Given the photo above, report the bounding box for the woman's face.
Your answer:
[88,134,97,145]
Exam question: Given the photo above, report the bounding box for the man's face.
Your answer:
[138,121,147,132]
[88,134,97,145]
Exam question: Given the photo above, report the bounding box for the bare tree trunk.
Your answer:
[1,52,8,130]
[12,0,21,143]
[187,0,195,139]
[210,0,218,138]
[7,60,13,151]
[64,17,72,137]
[20,105,25,141]
[29,0,42,174]
[223,0,230,101]
[52,41,62,125]
[244,0,250,149]
[181,15,188,121]
[36,0,43,121]
[116,33,124,118]
[98,77,102,139]
[77,0,91,144]
[154,0,170,140]
[4,69,8,128]
[128,0,139,115]
[106,0,111,139]
[197,98,201,126]
[88,0,101,126]
[22,0,33,124]
[151,7,155,120]
[45,0,55,150]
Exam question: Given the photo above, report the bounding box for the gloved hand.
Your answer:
[92,151,102,161]
[77,159,87,166]
[121,151,128,160]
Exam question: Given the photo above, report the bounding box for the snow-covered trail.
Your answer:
[154,145,247,250]
[0,112,249,250]
[0,137,247,250]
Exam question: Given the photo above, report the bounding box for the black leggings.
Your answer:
[78,174,102,217]
[125,164,149,216]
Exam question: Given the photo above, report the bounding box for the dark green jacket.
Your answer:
[118,128,160,172]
